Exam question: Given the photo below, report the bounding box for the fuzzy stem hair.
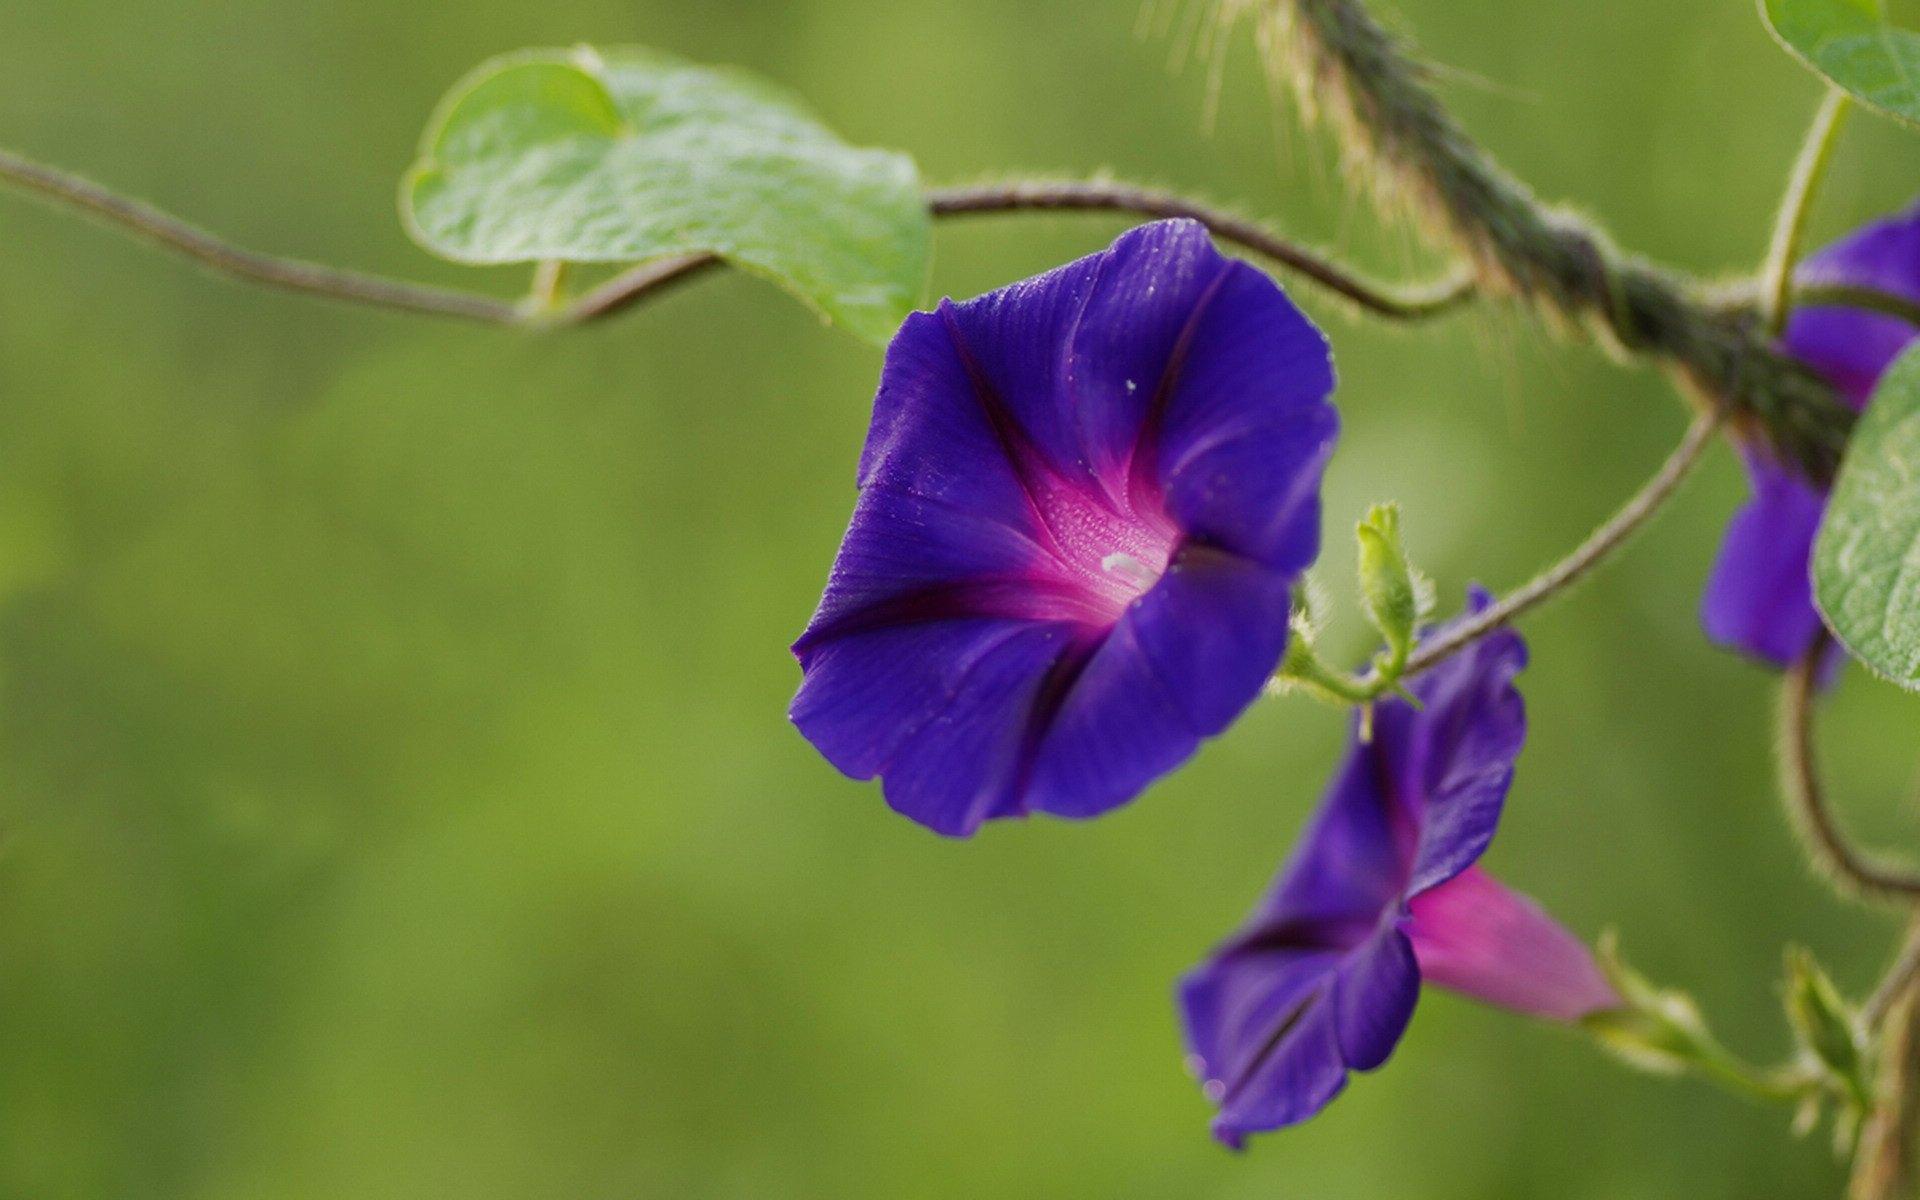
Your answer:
[1242,0,1854,481]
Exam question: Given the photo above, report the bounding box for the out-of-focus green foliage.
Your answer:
[3,1,1920,1197]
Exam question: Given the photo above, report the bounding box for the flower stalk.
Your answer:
[1401,410,1722,677]
[1778,641,1920,905]
[1791,283,1920,331]
[1867,920,1920,1032]
[1763,89,1853,338]
[1583,932,1814,1107]
[523,259,571,314]
[1274,409,1721,707]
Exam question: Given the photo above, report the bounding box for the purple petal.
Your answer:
[1405,866,1619,1023]
[1696,203,1920,671]
[1177,931,1351,1147]
[1262,712,1417,929]
[937,220,1223,497]
[1174,712,1419,1142]
[791,617,1039,781]
[1128,544,1297,735]
[1402,599,1529,897]
[943,546,1299,828]
[1179,932,1343,1107]
[853,309,1051,547]
[1022,613,1204,820]
[1788,204,1920,408]
[1259,589,1529,923]
[794,486,1059,644]
[1177,594,1537,1143]
[1700,447,1829,668]
[1065,220,1245,489]
[1149,261,1339,569]
[1331,921,1420,1070]
[1205,1001,1348,1148]
[1178,914,1420,1145]
[875,623,1091,837]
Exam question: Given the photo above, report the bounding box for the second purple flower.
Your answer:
[1703,203,1920,667]
[1179,599,1619,1146]
[791,220,1339,836]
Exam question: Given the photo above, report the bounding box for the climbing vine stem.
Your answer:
[1399,410,1722,678]
[1762,89,1853,339]
[1273,408,1722,705]
[0,147,1469,330]
[1778,639,1920,906]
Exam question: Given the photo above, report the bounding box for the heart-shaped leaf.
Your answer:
[1763,0,1920,125]
[404,46,931,344]
[1814,342,1920,687]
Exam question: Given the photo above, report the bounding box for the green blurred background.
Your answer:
[3,0,1920,1195]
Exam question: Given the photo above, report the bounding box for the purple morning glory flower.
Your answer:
[1704,203,1920,667]
[790,219,1338,837]
[1178,599,1618,1146]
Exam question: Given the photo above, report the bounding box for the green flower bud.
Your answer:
[1355,504,1418,663]
[1783,947,1870,1107]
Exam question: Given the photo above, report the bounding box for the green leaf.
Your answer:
[1813,342,1920,688]
[403,46,931,344]
[1762,0,1920,125]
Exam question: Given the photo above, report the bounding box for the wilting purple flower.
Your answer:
[1178,599,1617,1146]
[790,220,1338,837]
[1704,203,1920,667]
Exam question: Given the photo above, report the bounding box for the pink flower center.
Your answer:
[1024,470,1178,628]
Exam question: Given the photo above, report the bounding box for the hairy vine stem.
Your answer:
[0,147,1469,329]
[1249,0,1855,481]
[0,146,525,323]
[1779,640,1920,905]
